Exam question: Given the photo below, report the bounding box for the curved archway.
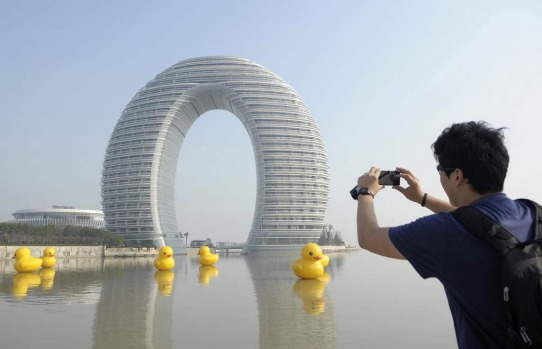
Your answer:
[101,57,329,253]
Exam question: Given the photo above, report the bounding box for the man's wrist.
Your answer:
[357,187,375,199]
[421,193,428,207]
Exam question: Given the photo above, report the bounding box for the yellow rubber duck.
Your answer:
[153,246,175,271]
[293,278,326,315]
[41,247,57,268]
[198,246,219,266]
[13,247,43,273]
[12,272,41,298]
[39,267,56,289]
[198,265,219,286]
[320,253,329,268]
[154,270,175,296]
[292,243,324,279]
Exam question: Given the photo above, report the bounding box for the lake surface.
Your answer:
[0,251,457,348]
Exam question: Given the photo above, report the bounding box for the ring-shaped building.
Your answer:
[101,56,329,253]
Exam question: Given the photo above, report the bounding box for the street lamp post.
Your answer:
[184,232,189,246]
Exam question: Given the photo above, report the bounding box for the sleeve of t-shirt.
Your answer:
[389,213,451,279]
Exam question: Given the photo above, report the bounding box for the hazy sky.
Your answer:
[2,1,541,245]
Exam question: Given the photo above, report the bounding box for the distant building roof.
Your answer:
[12,207,105,229]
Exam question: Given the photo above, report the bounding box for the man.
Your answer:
[355,121,535,348]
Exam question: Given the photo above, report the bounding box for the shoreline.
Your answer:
[0,245,359,260]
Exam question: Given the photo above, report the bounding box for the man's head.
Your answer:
[432,121,509,195]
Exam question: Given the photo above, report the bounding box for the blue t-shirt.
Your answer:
[389,193,535,349]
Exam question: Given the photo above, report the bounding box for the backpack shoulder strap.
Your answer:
[517,198,542,240]
[450,206,519,256]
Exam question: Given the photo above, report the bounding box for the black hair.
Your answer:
[431,121,509,194]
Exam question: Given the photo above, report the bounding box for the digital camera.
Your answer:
[378,170,400,186]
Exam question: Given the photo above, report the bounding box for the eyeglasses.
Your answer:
[436,164,456,174]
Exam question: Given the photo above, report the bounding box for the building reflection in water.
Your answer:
[1,252,341,347]
[92,257,184,349]
[244,254,338,349]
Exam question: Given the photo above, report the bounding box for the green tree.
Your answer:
[318,224,345,246]
[0,222,124,247]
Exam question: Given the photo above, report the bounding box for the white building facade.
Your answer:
[12,206,106,229]
[102,56,329,253]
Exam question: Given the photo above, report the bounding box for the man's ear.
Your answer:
[455,169,467,185]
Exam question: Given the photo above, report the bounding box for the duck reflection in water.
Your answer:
[198,265,219,286]
[39,267,56,290]
[293,271,330,315]
[154,270,175,296]
[11,272,41,299]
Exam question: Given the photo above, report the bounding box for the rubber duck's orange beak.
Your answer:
[166,254,172,257]
[314,256,322,260]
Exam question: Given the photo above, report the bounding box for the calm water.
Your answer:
[0,251,457,348]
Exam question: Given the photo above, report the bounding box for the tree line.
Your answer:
[318,224,345,246]
[0,222,124,247]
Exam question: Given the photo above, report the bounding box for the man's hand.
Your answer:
[393,166,457,213]
[357,166,384,196]
[393,167,425,204]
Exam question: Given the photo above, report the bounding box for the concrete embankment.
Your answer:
[0,245,105,260]
[0,246,162,260]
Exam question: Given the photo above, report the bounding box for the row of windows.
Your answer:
[262,156,324,163]
[262,151,325,159]
[107,146,156,157]
[108,219,154,225]
[151,75,277,87]
[116,115,164,126]
[102,170,151,179]
[265,183,328,189]
[263,208,325,213]
[253,119,312,127]
[246,104,308,113]
[110,130,160,142]
[259,225,321,230]
[260,142,324,150]
[255,126,313,135]
[263,191,327,198]
[259,133,323,144]
[102,178,150,186]
[114,122,164,133]
[139,85,296,104]
[249,237,317,246]
[125,98,175,110]
[103,202,151,210]
[102,187,150,195]
[261,218,322,223]
[103,162,153,172]
[264,167,328,174]
[15,218,105,228]
[264,174,328,180]
[102,194,151,203]
[105,211,151,218]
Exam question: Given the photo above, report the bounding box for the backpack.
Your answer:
[451,199,542,348]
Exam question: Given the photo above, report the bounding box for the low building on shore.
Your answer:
[11,206,105,229]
